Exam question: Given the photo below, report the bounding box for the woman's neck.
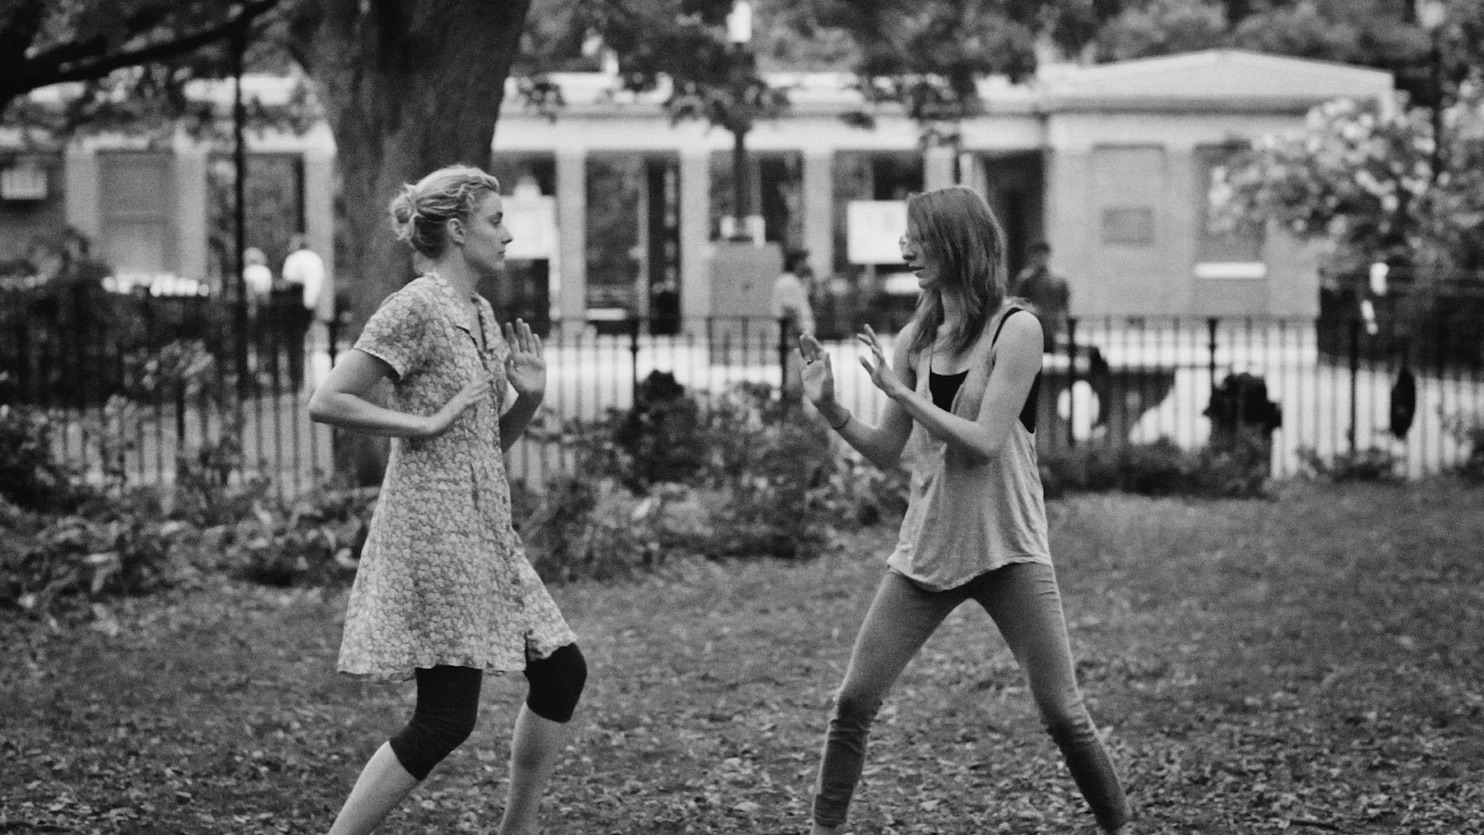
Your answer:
[429,257,478,301]
[939,292,966,334]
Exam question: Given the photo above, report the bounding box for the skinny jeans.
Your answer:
[812,562,1129,831]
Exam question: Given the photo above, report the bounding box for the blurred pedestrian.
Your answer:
[773,248,816,401]
[1009,240,1070,353]
[242,246,273,303]
[279,234,325,387]
[797,186,1132,835]
[308,164,587,835]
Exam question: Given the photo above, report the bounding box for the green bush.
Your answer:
[1040,432,1273,499]
[2,489,185,618]
[515,377,866,580]
[513,477,701,583]
[1296,445,1403,483]
[221,485,374,588]
[1442,413,1484,483]
[0,405,84,513]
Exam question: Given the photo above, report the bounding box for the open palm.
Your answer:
[799,333,836,407]
[503,319,546,397]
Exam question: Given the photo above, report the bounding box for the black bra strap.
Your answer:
[990,307,1025,348]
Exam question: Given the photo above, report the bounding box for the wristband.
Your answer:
[827,408,851,431]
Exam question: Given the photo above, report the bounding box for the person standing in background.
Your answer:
[1009,241,1069,354]
[772,248,816,402]
[243,246,274,302]
[281,234,326,388]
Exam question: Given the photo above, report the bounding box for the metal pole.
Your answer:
[1349,317,1361,455]
[1066,317,1079,448]
[630,316,641,404]
[1207,317,1219,395]
[232,23,250,410]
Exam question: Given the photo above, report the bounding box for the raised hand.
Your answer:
[857,324,907,400]
[503,318,546,398]
[799,333,836,408]
[424,377,490,438]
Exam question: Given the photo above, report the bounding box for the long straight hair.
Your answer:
[905,186,1009,357]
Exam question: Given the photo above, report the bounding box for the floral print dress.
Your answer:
[337,272,576,681]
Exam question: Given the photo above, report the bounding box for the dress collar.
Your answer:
[422,270,488,342]
[424,270,478,304]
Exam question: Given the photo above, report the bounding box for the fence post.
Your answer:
[778,316,795,412]
[1349,316,1361,455]
[1066,317,1078,448]
[630,317,641,404]
[1207,318,1219,399]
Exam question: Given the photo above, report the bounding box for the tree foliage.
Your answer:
[0,0,299,141]
[1090,0,1481,110]
[1209,82,1484,279]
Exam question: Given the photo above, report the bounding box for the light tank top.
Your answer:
[886,307,1051,590]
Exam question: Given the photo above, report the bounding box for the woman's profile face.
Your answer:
[458,191,513,275]
[900,222,941,292]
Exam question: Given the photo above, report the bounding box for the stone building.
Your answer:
[0,50,1392,327]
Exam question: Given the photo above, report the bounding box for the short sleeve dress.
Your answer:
[337,272,577,681]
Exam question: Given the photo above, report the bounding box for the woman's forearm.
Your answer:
[818,401,904,469]
[499,392,543,451]
[893,390,1000,461]
[308,391,432,438]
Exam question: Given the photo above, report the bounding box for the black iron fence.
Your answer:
[3,291,1482,494]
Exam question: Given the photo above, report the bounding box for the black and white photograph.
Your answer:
[2,1,1482,832]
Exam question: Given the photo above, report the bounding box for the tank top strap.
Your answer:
[990,306,1026,349]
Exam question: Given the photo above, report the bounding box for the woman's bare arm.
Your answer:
[308,349,486,439]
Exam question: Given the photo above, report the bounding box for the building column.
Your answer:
[1165,145,1199,316]
[679,148,711,328]
[173,143,210,284]
[802,149,834,283]
[923,146,956,192]
[958,152,987,194]
[303,143,336,319]
[555,147,587,324]
[63,143,101,241]
[1041,145,1092,315]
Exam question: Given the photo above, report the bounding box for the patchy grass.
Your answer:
[3,481,1483,834]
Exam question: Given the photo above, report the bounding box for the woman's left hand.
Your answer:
[858,324,908,400]
[503,318,546,397]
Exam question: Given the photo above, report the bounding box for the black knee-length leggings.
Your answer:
[388,643,587,780]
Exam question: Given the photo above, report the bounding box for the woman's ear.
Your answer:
[446,217,465,246]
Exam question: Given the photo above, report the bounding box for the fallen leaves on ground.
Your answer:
[2,481,1482,833]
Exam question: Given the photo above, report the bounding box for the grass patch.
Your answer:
[3,481,1483,833]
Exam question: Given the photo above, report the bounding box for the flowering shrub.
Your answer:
[1209,83,1484,276]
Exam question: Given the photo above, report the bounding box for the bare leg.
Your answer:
[327,742,420,835]
[497,704,571,835]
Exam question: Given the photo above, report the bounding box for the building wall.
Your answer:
[1044,110,1324,318]
[0,154,68,265]
[19,54,1387,323]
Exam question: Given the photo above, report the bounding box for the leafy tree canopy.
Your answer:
[0,0,309,143]
[1210,81,1484,279]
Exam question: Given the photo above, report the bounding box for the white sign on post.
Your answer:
[502,195,557,260]
[847,200,908,265]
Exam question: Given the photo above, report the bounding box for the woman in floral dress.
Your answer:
[309,164,587,835]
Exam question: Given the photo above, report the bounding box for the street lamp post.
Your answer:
[1418,0,1447,187]
[725,0,758,243]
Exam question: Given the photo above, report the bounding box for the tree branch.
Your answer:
[16,0,281,93]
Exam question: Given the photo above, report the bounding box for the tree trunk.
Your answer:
[287,0,532,483]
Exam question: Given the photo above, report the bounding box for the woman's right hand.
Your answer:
[422,377,490,438]
[799,333,838,410]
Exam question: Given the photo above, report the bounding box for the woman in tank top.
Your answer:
[797,186,1132,834]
